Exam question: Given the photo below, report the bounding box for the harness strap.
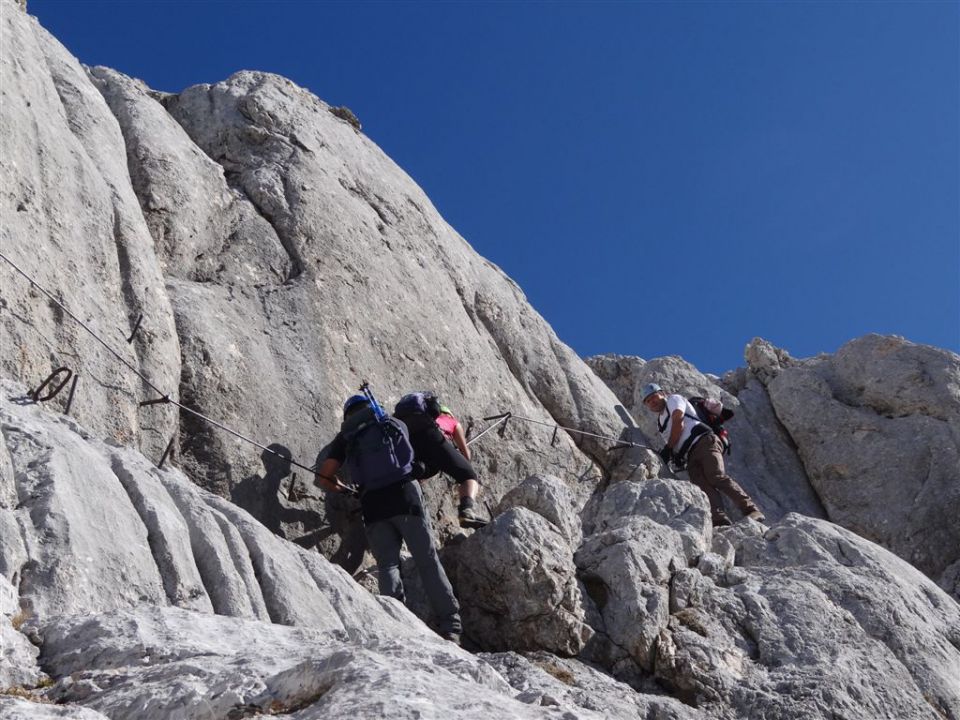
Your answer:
[659,408,711,462]
[675,423,711,462]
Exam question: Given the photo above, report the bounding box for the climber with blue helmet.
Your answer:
[314,388,462,644]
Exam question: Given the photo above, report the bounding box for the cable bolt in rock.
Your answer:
[465,413,511,447]
[157,436,176,469]
[126,312,143,343]
[29,366,76,408]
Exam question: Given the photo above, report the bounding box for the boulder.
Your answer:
[581,478,712,559]
[447,507,591,655]
[495,473,584,546]
[575,516,691,678]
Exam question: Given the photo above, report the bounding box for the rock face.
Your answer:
[588,335,960,600]
[0,3,180,462]
[38,606,602,720]
[1,0,629,549]
[0,576,40,688]
[748,335,960,591]
[0,380,417,637]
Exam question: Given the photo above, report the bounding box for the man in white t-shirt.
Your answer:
[641,382,764,527]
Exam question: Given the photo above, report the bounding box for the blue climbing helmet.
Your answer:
[343,394,369,416]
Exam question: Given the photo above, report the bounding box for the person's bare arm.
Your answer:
[314,457,347,492]
[452,422,471,460]
[668,409,685,449]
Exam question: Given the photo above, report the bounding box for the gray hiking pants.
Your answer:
[365,498,461,636]
[686,433,758,524]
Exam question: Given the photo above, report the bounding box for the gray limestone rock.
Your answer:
[755,335,960,593]
[447,507,591,655]
[0,698,109,720]
[605,427,661,485]
[154,68,630,514]
[940,559,960,600]
[1,384,170,620]
[495,473,584,546]
[581,478,712,559]
[3,3,631,550]
[481,650,703,719]
[575,515,692,678]
[655,514,960,720]
[4,6,960,719]
[36,605,606,720]
[1,576,42,689]
[87,66,292,286]
[575,479,712,685]
[0,6,180,461]
[0,379,423,644]
[742,336,797,383]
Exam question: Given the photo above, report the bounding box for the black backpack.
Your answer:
[394,391,442,419]
[687,396,734,455]
[341,406,414,492]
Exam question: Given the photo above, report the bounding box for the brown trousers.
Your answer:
[685,433,757,523]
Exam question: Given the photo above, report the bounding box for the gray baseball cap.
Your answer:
[641,382,662,400]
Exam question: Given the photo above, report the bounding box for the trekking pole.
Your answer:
[358,381,388,422]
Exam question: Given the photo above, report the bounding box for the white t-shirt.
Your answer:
[657,395,705,451]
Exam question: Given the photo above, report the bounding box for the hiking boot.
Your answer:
[712,514,732,528]
[458,507,488,529]
[441,631,461,645]
[745,509,766,523]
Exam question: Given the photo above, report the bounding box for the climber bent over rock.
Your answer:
[641,383,765,527]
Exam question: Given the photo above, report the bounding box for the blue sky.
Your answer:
[29,0,959,375]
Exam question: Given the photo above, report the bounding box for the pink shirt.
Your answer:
[436,413,458,439]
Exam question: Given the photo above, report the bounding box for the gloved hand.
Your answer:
[658,446,673,463]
